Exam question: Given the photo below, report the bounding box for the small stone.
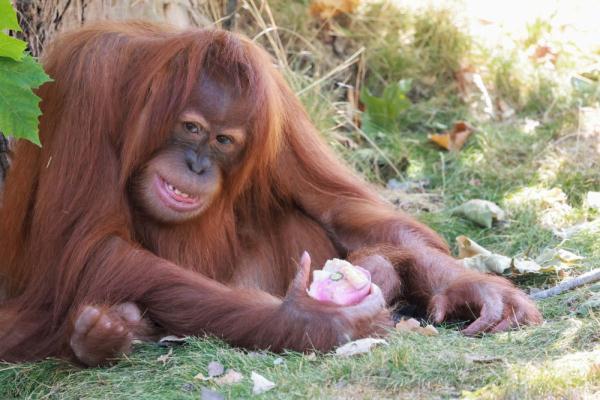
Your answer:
[214,369,243,385]
[200,387,224,400]
[207,361,225,377]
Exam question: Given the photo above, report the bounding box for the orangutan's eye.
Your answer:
[216,135,233,145]
[184,122,200,134]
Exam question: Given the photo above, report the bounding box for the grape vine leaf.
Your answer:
[0,0,25,60]
[0,33,26,60]
[0,55,50,146]
[0,0,21,31]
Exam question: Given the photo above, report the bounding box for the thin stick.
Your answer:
[530,269,600,300]
[296,47,365,96]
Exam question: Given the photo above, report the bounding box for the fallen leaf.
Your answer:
[395,318,420,332]
[309,0,359,19]
[395,319,438,336]
[456,235,492,259]
[457,236,546,275]
[512,258,542,274]
[419,325,439,336]
[335,338,388,357]
[251,371,276,395]
[428,121,473,151]
[463,254,512,274]
[535,248,584,272]
[213,369,243,386]
[158,335,187,347]
[457,236,511,274]
[207,361,225,378]
[200,387,225,400]
[554,249,585,263]
[452,199,506,228]
[156,348,173,365]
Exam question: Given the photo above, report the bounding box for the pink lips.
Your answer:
[154,175,202,212]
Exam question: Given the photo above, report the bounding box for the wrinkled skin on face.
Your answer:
[134,76,252,223]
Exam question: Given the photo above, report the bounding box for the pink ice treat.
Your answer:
[307,258,371,306]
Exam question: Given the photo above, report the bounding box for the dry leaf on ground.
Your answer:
[156,348,173,365]
[457,235,493,259]
[420,325,439,336]
[457,236,577,275]
[251,372,276,395]
[395,318,420,332]
[535,248,584,272]
[309,0,359,19]
[428,121,473,151]
[452,199,506,228]
[214,370,243,386]
[158,335,187,347]
[395,318,438,336]
[335,338,388,357]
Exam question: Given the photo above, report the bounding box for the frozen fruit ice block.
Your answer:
[307,258,371,306]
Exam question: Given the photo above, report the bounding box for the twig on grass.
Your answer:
[530,269,600,300]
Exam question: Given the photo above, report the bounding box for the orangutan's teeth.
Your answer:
[164,179,193,199]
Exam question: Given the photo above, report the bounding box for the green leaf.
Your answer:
[0,0,21,31]
[0,32,26,60]
[0,55,51,145]
[360,79,412,132]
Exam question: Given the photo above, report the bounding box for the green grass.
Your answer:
[2,1,600,399]
[2,295,598,399]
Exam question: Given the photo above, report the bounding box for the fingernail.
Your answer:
[435,311,444,323]
[300,251,311,264]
